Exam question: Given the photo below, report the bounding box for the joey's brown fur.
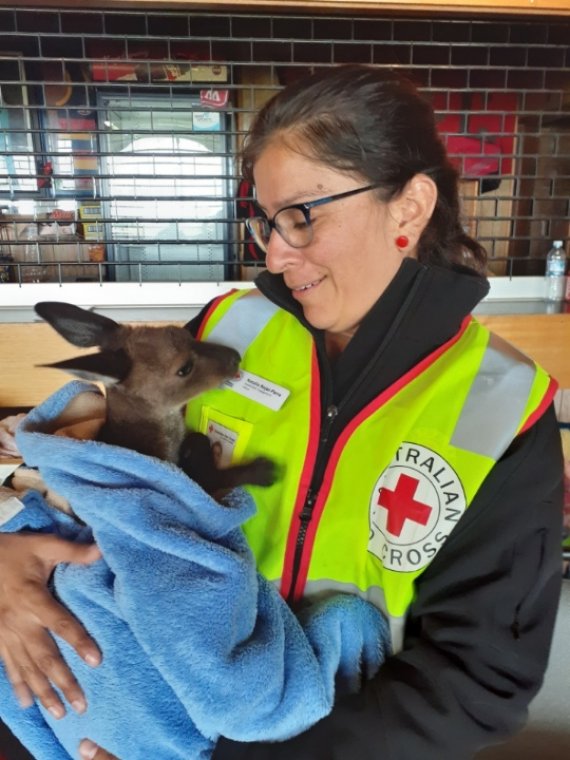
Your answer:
[34,301,275,496]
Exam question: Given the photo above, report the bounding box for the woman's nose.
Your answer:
[264,229,300,274]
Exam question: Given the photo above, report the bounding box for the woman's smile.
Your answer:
[289,276,326,298]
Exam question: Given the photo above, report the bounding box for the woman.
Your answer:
[0,65,563,760]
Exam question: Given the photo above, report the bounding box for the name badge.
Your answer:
[221,369,290,411]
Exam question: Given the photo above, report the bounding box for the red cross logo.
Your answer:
[377,473,432,537]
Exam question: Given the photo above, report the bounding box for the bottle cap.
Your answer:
[554,240,564,246]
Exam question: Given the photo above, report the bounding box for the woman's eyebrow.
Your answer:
[258,187,330,214]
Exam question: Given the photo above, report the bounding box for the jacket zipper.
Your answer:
[287,403,339,603]
[285,269,429,603]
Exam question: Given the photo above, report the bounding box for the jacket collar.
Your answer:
[255,258,490,405]
[255,257,489,350]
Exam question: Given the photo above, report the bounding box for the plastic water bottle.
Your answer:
[544,240,566,302]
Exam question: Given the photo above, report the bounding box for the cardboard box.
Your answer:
[79,204,102,220]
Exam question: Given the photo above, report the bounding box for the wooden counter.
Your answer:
[476,313,570,388]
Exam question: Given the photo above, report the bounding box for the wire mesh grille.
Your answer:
[0,5,569,285]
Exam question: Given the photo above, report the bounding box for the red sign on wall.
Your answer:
[433,92,518,178]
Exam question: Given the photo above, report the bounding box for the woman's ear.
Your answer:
[389,173,438,243]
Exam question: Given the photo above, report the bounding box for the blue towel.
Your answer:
[0,380,391,760]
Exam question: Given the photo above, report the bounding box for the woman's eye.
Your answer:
[176,360,194,377]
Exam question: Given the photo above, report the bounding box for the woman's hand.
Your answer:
[79,739,119,760]
[0,413,26,458]
[0,533,102,717]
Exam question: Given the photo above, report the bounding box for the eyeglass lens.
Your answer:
[247,207,311,252]
[246,184,380,253]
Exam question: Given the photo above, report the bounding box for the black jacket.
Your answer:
[189,259,563,760]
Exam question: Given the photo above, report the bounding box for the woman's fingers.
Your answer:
[0,648,34,709]
[0,413,26,456]
[1,636,68,717]
[39,533,103,569]
[0,533,102,709]
[79,739,119,760]
[29,583,102,668]
[8,535,103,666]
[0,598,89,716]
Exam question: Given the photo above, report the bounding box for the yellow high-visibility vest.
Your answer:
[186,289,557,650]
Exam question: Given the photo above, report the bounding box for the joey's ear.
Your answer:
[39,349,131,385]
[390,173,438,242]
[35,301,121,349]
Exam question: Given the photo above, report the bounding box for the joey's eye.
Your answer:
[176,360,194,377]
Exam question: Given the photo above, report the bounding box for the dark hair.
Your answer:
[242,65,486,273]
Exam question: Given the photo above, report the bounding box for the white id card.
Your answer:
[221,369,290,411]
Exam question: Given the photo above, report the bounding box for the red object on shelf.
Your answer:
[86,42,227,84]
[433,91,518,178]
[445,135,501,177]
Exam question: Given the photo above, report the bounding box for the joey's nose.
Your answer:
[228,349,241,373]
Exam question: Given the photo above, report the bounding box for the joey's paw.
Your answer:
[249,457,278,487]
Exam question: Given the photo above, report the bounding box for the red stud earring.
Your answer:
[395,235,409,249]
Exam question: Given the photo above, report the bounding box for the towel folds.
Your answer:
[0,381,390,760]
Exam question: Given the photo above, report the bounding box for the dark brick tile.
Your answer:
[105,14,147,36]
[526,47,565,68]
[469,69,507,88]
[273,17,312,40]
[507,69,545,90]
[490,46,527,67]
[451,46,488,66]
[61,12,104,35]
[548,23,570,44]
[412,45,449,66]
[232,16,271,39]
[252,41,292,63]
[0,10,15,32]
[314,18,353,40]
[470,22,509,43]
[0,33,39,56]
[147,14,188,37]
[372,43,411,65]
[211,40,251,62]
[333,42,372,64]
[293,42,331,64]
[40,36,83,58]
[432,22,470,42]
[394,20,431,41]
[354,19,392,41]
[544,69,570,89]
[189,15,230,37]
[430,68,468,88]
[510,23,548,44]
[85,37,126,60]
[17,10,59,33]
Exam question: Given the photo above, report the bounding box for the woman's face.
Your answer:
[252,141,414,338]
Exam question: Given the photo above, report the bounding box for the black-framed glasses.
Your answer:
[245,183,381,253]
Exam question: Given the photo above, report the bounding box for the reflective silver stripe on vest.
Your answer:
[302,579,404,654]
[206,292,280,357]
[450,332,536,459]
